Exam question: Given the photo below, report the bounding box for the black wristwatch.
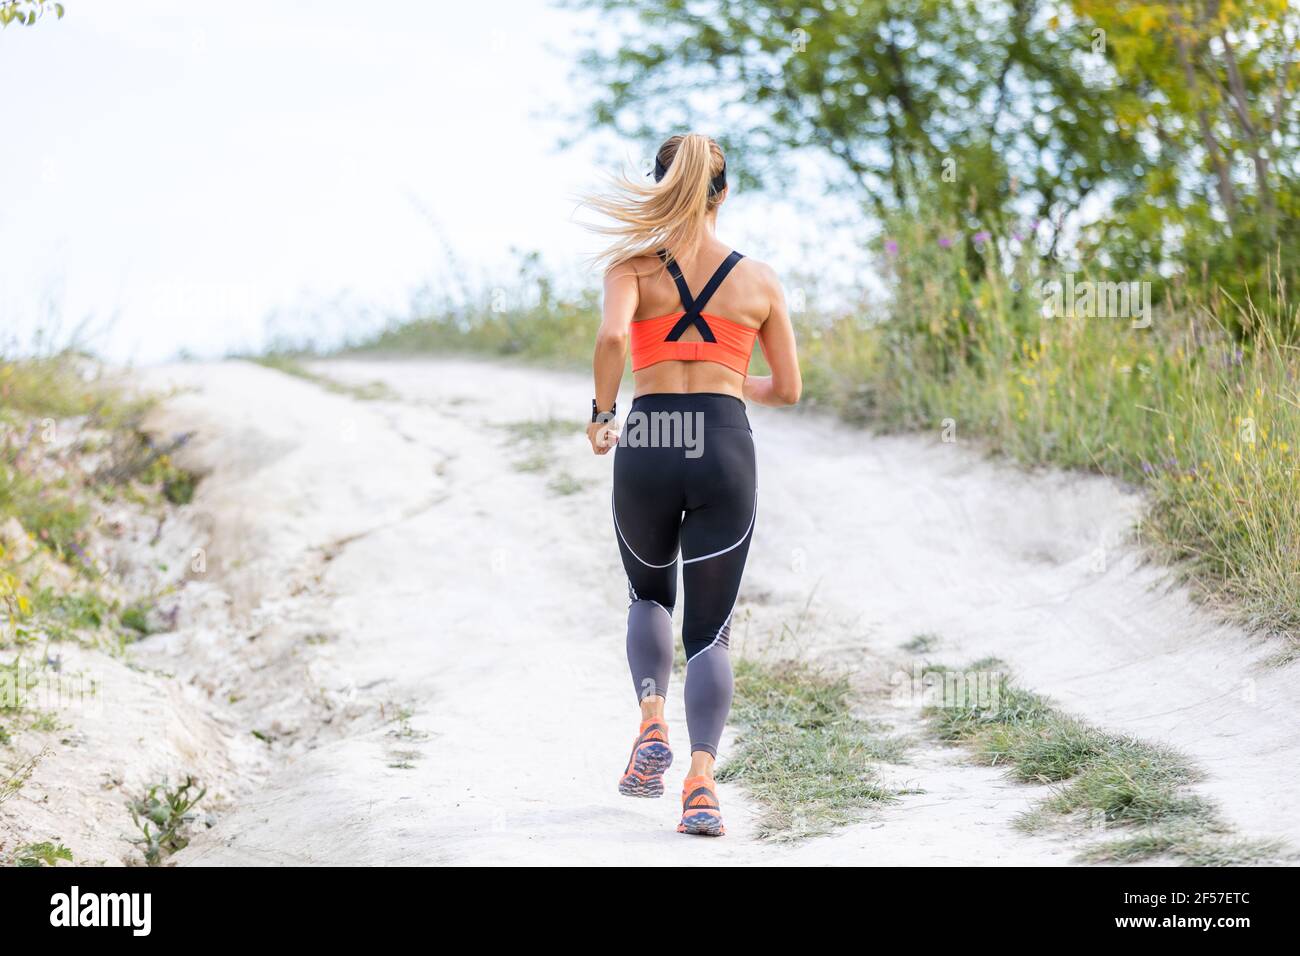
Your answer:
[591,399,617,423]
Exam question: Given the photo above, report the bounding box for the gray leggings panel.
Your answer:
[684,647,734,758]
[626,599,674,701]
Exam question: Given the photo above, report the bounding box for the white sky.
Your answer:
[1,1,876,363]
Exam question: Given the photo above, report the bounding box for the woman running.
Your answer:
[584,133,802,836]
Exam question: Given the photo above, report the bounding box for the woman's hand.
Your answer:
[587,419,620,455]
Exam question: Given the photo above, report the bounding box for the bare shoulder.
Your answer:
[605,257,643,283]
[738,255,781,292]
[736,256,784,311]
[609,254,661,285]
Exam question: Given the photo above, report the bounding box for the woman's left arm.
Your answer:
[588,261,638,454]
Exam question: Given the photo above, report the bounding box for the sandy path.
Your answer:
[140,358,1297,865]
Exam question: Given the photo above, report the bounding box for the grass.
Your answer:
[351,275,600,366]
[21,588,159,646]
[546,471,583,496]
[1082,829,1285,866]
[0,464,89,558]
[716,657,902,840]
[251,354,394,401]
[492,416,582,494]
[926,657,1283,865]
[1,351,192,769]
[0,354,151,425]
[900,632,941,654]
[796,226,1299,641]
[384,703,428,742]
[0,748,45,805]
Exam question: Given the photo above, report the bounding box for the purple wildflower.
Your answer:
[938,236,953,249]
[885,239,899,256]
[972,231,991,246]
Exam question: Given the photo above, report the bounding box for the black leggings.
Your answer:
[612,393,756,757]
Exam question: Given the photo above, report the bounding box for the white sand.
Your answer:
[129,357,1296,866]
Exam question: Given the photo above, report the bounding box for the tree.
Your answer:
[0,1,64,27]
[571,0,1144,255]
[1073,0,1299,308]
[570,0,1300,314]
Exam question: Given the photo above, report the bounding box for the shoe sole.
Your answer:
[677,810,725,837]
[618,741,673,798]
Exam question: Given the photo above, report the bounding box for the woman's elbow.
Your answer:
[774,376,802,406]
[595,328,628,351]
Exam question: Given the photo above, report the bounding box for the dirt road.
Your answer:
[138,358,1296,865]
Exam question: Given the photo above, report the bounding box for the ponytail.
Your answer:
[583,133,728,271]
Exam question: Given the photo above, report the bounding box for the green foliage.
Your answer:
[119,601,153,636]
[127,776,206,866]
[0,466,88,558]
[14,841,72,867]
[1074,0,1300,311]
[571,0,1138,238]
[570,0,1300,328]
[0,1,63,28]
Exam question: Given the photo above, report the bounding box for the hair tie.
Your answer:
[649,156,727,196]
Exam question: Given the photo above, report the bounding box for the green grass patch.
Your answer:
[0,466,88,557]
[0,353,193,663]
[351,271,600,366]
[900,632,940,653]
[1081,827,1285,867]
[0,355,151,426]
[252,354,394,401]
[22,588,161,646]
[493,417,578,485]
[546,471,582,496]
[927,657,1282,864]
[717,658,901,840]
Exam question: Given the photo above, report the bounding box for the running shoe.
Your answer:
[676,775,725,836]
[617,716,673,797]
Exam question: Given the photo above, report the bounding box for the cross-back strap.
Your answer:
[656,249,746,344]
[689,250,744,316]
[657,249,696,313]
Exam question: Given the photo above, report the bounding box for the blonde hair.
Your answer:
[584,133,727,271]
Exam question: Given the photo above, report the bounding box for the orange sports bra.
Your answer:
[629,250,758,375]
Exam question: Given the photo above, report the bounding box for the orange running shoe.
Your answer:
[618,717,673,797]
[677,775,725,836]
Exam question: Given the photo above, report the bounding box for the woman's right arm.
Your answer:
[744,263,802,407]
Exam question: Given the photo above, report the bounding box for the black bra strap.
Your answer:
[655,249,745,318]
[665,310,718,343]
[657,249,695,313]
[658,250,745,344]
[689,251,745,315]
